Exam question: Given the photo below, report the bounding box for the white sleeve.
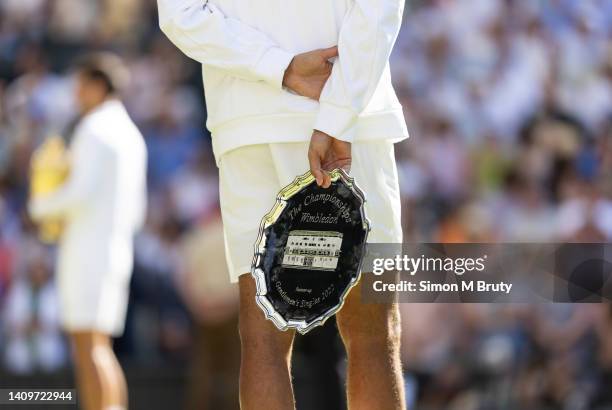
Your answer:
[313,0,404,142]
[158,0,295,89]
[28,128,103,219]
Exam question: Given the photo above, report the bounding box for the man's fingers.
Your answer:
[319,46,339,60]
[313,168,327,187]
[323,158,352,174]
[309,130,336,188]
[322,172,332,188]
[308,149,325,186]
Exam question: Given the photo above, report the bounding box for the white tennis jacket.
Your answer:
[157,0,409,160]
[29,100,147,286]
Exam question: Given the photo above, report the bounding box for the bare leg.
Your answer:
[70,331,128,410]
[107,340,128,409]
[336,279,405,410]
[238,275,296,410]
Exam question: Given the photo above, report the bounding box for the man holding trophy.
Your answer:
[28,53,147,410]
[158,0,408,408]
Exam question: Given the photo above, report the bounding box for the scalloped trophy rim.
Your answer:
[251,168,371,335]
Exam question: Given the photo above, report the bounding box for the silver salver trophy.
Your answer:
[251,169,370,334]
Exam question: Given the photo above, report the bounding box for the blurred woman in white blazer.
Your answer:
[29,53,147,410]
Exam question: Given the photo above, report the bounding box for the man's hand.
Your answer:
[282,46,338,100]
[308,130,352,188]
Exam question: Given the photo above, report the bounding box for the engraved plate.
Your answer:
[251,169,370,334]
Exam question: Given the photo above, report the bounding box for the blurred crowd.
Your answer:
[0,0,610,409]
[395,1,612,409]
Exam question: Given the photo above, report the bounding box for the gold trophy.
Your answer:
[29,136,70,243]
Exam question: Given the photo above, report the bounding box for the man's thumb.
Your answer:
[319,46,339,60]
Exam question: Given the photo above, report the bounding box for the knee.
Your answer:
[70,333,91,354]
[337,304,402,355]
[237,275,294,360]
[70,333,113,366]
[238,315,270,349]
[238,312,293,361]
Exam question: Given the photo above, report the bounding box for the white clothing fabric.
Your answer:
[157,0,409,160]
[218,141,402,282]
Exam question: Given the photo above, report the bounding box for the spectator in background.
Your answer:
[178,211,240,410]
[2,242,65,374]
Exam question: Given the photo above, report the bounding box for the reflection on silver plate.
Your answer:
[251,169,370,334]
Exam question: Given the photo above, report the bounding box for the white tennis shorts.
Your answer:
[218,140,403,283]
